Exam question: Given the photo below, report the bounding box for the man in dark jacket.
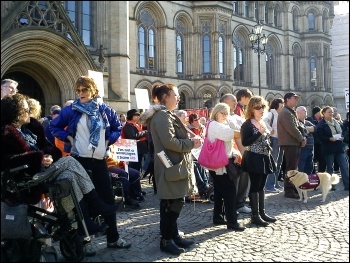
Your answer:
[277,92,306,198]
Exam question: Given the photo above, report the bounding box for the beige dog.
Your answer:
[286,170,340,203]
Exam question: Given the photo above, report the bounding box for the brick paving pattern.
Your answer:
[55,178,349,262]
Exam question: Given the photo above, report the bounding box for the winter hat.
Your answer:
[312,106,321,116]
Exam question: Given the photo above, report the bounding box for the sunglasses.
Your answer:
[253,105,266,110]
[76,87,89,94]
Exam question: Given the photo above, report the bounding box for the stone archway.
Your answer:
[1,30,97,115]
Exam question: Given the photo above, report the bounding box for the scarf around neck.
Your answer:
[72,97,109,150]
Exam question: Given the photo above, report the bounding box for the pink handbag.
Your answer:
[197,121,228,170]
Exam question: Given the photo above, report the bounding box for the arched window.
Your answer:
[203,92,213,108]
[292,10,298,31]
[233,1,238,15]
[266,54,275,86]
[138,27,146,68]
[176,34,183,73]
[255,1,259,20]
[218,36,224,74]
[308,12,315,31]
[203,35,211,73]
[322,14,326,32]
[264,4,269,24]
[274,6,280,27]
[138,10,156,69]
[310,57,317,87]
[65,1,92,46]
[245,1,250,18]
[233,47,244,81]
[232,35,244,83]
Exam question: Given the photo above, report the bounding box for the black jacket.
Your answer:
[316,119,344,154]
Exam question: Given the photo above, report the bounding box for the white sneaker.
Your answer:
[237,206,251,214]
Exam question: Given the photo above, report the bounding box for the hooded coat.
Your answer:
[140,105,197,199]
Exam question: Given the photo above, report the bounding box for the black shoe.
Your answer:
[227,223,245,231]
[107,238,131,249]
[125,198,140,208]
[142,190,147,196]
[213,218,227,225]
[160,239,185,255]
[173,236,194,248]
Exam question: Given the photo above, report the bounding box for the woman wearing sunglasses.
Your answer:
[240,96,277,227]
[50,76,131,249]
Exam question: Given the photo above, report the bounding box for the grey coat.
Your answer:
[140,105,196,199]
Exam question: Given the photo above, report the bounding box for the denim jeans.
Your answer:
[298,148,314,175]
[325,153,349,190]
[265,137,283,190]
[193,160,210,193]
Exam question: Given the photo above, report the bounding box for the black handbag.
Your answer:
[226,157,243,181]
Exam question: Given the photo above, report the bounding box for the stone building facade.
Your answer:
[1,1,335,115]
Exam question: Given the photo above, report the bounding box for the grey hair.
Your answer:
[209,103,230,121]
[176,110,187,117]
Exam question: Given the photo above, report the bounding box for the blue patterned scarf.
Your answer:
[72,97,109,150]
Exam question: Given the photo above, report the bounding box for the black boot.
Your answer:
[248,193,268,227]
[160,239,185,255]
[84,189,118,216]
[173,235,194,248]
[258,191,277,223]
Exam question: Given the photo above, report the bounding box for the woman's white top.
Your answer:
[206,120,237,175]
[263,109,279,138]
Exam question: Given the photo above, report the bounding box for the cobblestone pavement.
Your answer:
[55,178,349,262]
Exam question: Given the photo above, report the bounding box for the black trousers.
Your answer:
[73,156,119,243]
[209,171,237,226]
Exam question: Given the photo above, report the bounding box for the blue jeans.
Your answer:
[298,147,314,175]
[265,137,283,190]
[193,160,210,193]
[325,153,349,190]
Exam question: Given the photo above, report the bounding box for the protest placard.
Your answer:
[111,139,138,162]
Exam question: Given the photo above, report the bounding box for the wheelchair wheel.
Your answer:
[209,192,215,203]
[1,239,23,262]
[59,231,84,262]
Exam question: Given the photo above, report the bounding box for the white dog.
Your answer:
[286,170,340,203]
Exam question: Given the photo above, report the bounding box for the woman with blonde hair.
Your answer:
[241,96,277,227]
[206,103,245,231]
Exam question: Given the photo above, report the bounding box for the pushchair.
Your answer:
[1,161,91,262]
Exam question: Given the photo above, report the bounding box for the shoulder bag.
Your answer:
[198,121,228,170]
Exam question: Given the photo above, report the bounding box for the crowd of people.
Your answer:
[1,77,349,257]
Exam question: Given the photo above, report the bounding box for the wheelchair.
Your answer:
[1,164,91,262]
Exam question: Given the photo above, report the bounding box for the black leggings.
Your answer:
[248,172,267,193]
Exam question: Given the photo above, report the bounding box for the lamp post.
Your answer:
[249,21,268,96]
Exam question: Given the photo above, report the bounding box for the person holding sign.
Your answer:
[50,76,131,249]
[121,109,148,174]
[140,83,201,255]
